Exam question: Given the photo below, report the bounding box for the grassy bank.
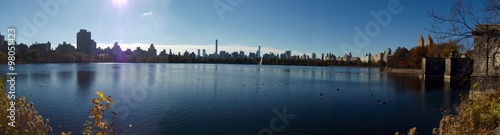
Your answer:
[397,89,500,135]
[432,90,500,135]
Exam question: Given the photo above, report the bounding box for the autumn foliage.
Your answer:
[0,76,117,135]
[83,91,117,135]
[387,40,463,69]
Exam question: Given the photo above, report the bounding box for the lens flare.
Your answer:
[113,0,128,8]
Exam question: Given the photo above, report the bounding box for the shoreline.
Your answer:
[385,68,422,75]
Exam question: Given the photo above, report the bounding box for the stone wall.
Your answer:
[445,58,473,79]
[472,24,500,77]
[422,58,445,76]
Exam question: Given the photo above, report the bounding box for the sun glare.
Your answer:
[113,0,128,8]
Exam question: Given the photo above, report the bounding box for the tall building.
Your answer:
[312,53,317,60]
[215,39,218,55]
[91,40,96,54]
[148,44,157,56]
[0,33,5,54]
[198,49,200,57]
[285,50,291,59]
[426,33,434,46]
[257,46,261,58]
[112,42,124,62]
[383,48,392,62]
[417,34,424,47]
[77,29,96,55]
[220,51,226,58]
[0,33,4,46]
[202,49,206,57]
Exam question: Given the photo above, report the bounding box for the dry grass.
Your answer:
[396,89,500,135]
[432,90,500,135]
[0,81,53,134]
[0,78,116,135]
[395,127,417,135]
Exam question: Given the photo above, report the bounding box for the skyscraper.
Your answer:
[91,39,96,55]
[77,29,96,55]
[0,33,4,46]
[202,49,206,57]
[285,50,291,59]
[0,33,5,54]
[148,44,157,56]
[215,39,218,55]
[257,46,261,58]
[197,49,200,57]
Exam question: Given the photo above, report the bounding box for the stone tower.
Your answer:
[417,34,424,47]
[426,33,433,46]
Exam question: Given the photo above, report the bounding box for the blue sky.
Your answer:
[0,0,484,56]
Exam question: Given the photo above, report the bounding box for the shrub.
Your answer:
[432,90,500,135]
[0,79,53,134]
[83,91,116,135]
[0,78,116,135]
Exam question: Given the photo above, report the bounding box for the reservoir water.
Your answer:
[1,63,468,134]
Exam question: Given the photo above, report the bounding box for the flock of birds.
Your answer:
[318,88,386,105]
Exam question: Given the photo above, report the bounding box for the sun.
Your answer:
[112,0,128,8]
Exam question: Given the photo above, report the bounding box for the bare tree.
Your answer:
[427,0,500,40]
[427,0,500,88]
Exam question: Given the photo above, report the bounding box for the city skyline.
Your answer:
[0,0,487,57]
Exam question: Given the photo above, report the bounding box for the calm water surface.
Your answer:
[2,63,468,134]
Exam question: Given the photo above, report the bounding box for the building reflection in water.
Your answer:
[387,73,469,111]
[76,64,95,90]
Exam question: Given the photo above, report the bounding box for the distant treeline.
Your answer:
[0,40,465,68]
[0,50,388,67]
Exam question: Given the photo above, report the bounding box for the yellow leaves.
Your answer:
[88,91,115,134]
[92,98,101,104]
[61,131,72,135]
[96,91,108,101]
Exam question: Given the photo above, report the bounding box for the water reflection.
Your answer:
[76,65,95,90]
[112,64,121,87]
[57,71,73,82]
[386,73,469,111]
[2,64,470,134]
[30,72,51,85]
